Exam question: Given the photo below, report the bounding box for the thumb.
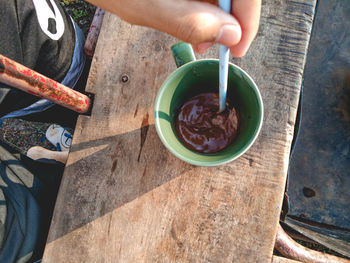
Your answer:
[111,0,242,48]
[88,0,242,48]
[155,1,242,47]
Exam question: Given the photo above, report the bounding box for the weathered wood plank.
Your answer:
[43,0,316,262]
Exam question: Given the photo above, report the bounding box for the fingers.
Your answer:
[191,0,262,56]
[193,42,214,53]
[230,0,261,57]
[168,1,242,47]
[88,0,242,48]
[87,0,260,57]
[192,0,261,56]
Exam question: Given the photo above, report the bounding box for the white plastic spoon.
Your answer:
[218,0,231,112]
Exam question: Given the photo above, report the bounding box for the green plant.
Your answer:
[60,0,77,6]
[72,8,88,20]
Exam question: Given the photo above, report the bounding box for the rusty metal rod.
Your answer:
[275,224,350,263]
[0,54,91,113]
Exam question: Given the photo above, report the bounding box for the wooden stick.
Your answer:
[84,8,105,57]
[0,55,91,113]
[275,224,350,263]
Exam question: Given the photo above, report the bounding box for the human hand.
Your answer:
[87,0,261,57]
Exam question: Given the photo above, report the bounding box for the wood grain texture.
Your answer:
[43,0,316,262]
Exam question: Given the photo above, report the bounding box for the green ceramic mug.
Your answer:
[154,42,263,166]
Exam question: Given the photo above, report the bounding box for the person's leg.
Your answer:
[0,2,87,261]
[0,0,87,126]
[0,141,63,262]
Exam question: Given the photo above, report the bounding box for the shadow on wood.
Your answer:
[47,125,194,243]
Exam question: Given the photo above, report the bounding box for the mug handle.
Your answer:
[171,42,196,68]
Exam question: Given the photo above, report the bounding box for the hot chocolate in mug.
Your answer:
[154,42,263,166]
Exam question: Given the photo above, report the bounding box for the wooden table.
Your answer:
[43,0,316,262]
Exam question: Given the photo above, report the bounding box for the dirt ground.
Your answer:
[0,0,95,155]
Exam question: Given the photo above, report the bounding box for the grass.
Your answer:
[58,0,96,35]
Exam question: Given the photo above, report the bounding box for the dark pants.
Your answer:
[0,141,64,263]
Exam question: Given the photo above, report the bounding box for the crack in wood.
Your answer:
[137,113,149,162]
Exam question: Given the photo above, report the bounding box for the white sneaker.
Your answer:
[45,124,72,152]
